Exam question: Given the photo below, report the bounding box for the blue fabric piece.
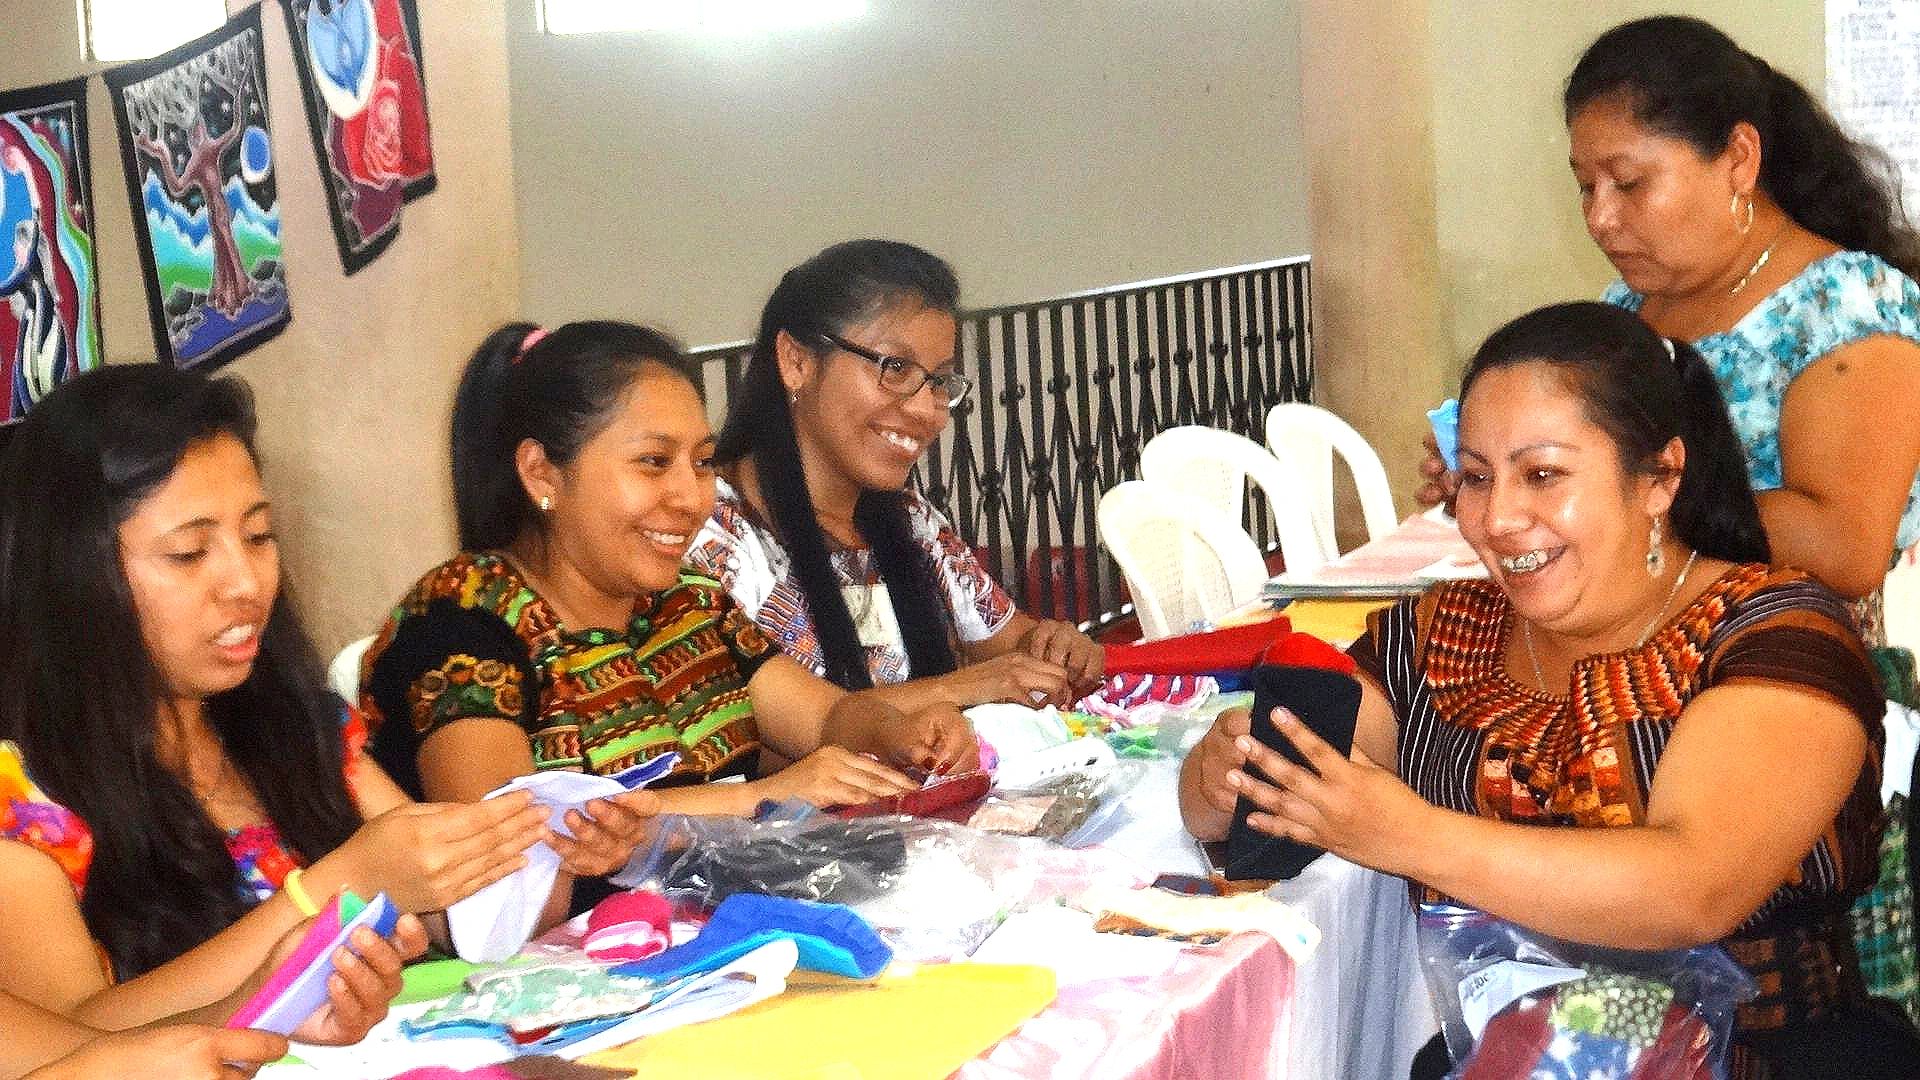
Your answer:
[1530,1029,1636,1080]
[612,894,891,980]
[1605,251,1920,551]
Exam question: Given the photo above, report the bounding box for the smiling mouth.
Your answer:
[1498,549,1560,574]
[876,429,922,455]
[641,529,688,547]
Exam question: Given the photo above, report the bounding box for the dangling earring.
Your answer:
[538,495,553,512]
[1730,192,1754,235]
[1646,517,1665,577]
[788,389,798,406]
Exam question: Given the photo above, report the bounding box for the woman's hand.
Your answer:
[1227,707,1432,875]
[756,746,919,808]
[280,914,428,1046]
[1414,431,1456,509]
[548,790,662,878]
[879,702,979,774]
[946,653,1073,708]
[1187,707,1254,822]
[1016,619,1105,698]
[26,1026,290,1080]
[321,792,549,913]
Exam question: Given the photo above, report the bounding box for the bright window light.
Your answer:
[541,0,867,35]
[82,0,228,62]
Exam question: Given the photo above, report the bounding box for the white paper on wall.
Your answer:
[1827,0,1920,215]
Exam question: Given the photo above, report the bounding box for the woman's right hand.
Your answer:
[323,791,549,913]
[26,1026,289,1080]
[755,746,919,808]
[1188,707,1254,819]
[1415,431,1456,509]
[945,652,1073,708]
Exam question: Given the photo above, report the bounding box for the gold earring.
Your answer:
[538,495,553,512]
[1730,192,1754,235]
[1646,517,1665,577]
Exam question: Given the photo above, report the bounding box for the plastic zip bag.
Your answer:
[1417,903,1754,1079]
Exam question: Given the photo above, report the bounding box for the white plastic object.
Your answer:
[1264,402,1400,562]
[1097,480,1268,640]
[993,736,1117,791]
[327,633,376,704]
[1140,425,1325,577]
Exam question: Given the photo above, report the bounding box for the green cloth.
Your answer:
[397,957,483,1005]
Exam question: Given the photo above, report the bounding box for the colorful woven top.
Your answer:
[687,477,1015,686]
[1351,564,1886,1034]
[0,710,366,903]
[360,552,778,797]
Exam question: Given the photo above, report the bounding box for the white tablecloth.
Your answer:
[1093,756,1437,1080]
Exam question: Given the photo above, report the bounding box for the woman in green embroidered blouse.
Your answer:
[362,322,978,859]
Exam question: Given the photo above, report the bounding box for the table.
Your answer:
[982,755,1435,1080]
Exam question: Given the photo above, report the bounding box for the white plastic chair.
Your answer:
[1264,402,1400,560]
[1140,424,1328,576]
[1097,480,1269,640]
[328,634,376,705]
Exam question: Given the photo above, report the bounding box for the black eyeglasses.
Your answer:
[816,332,974,409]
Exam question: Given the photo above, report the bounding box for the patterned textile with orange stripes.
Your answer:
[1352,563,1889,1046]
[361,553,773,783]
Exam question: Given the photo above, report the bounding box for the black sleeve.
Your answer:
[364,599,538,800]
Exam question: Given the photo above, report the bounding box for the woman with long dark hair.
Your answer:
[1190,302,1918,1075]
[360,319,975,855]
[688,240,1103,705]
[0,365,550,1036]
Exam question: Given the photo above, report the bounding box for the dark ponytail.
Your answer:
[714,240,962,689]
[1566,16,1920,279]
[451,320,699,552]
[1461,301,1770,566]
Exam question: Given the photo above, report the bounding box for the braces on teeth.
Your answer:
[1503,551,1547,572]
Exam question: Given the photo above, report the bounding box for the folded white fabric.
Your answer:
[447,771,632,963]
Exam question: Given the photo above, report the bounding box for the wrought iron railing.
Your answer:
[692,255,1313,630]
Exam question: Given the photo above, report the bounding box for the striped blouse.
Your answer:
[1351,564,1885,1034]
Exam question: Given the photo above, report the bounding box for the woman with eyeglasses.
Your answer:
[688,240,1104,712]
[361,319,977,876]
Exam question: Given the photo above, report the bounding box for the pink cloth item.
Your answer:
[584,889,672,962]
[960,932,1294,1080]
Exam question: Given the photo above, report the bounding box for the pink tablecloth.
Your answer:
[959,932,1294,1080]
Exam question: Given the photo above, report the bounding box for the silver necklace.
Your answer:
[1521,549,1698,692]
[1728,238,1778,297]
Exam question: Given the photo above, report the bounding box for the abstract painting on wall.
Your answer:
[282,0,437,273]
[0,78,102,421]
[107,7,290,370]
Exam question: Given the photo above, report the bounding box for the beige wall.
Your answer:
[505,0,1311,346]
[0,0,522,654]
[1305,1,1823,513]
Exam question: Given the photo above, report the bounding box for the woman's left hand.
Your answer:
[883,702,979,775]
[285,914,429,1045]
[549,790,662,879]
[1227,707,1431,876]
[1017,619,1105,698]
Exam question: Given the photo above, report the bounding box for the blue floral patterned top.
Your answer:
[1604,250,1920,553]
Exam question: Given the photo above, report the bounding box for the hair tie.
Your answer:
[513,327,550,364]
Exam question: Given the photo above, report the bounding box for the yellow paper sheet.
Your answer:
[582,963,1056,1080]
[1279,598,1394,645]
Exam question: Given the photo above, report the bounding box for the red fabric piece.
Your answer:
[1102,618,1293,676]
[1258,633,1358,676]
[1460,997,1555,1079]
[1631,1004,1715,1080]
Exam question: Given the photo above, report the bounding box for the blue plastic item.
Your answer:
[1427,398,1459,470]
[612,894,892,981]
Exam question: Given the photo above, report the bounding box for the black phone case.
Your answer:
[1223,664,1362,881]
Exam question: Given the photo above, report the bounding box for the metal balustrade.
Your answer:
[692,255,1313,631]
